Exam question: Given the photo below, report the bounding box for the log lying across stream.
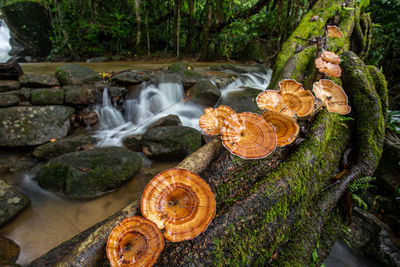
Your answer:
[29,0,388,266]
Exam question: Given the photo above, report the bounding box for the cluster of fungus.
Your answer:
[315,50,342,77]
[107,168,216,266]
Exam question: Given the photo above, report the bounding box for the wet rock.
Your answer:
[348,207,400,266]
[30,88,64,105]
[142,126,202,159]
[0,93,20,107]
[107,86,127,102]
[0,106,74,146]
[79,110,99,126]
[148,114,182,129]
[9,156,38,172]
[33,135,98,160]
[0,61,23,80]
[0,179,29,227]
[19,73,59,88]
[112,70,150,86]
[36,147,142,199]
[187,79,221,107]
[10,87,30,101]
[55,64,101,86]
[167,62,203,89]
[63,86,92,106]
[0,80,20,92]
[0,236,20,264]
[122,135,142,152]
[220,87,261,113]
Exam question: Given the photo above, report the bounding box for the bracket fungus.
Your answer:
[199,105,235,136]
[321,51,341,64]
[327,25,344,37]
[313,79,351,115]
[106,216,164,267]
[221,112,277,159]
[256,90,287,112]
[261,111,300,147]
[141,168,216,242]
[279,79,315,117]
[315,57,342,77]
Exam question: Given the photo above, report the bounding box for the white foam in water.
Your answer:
[94,70,271,146]
[0,19,11,63]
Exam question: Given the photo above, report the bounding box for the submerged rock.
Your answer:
[0,235,20,264]
[55,64,101,86]
[0,179,29,227]
[19,73,59,88]
[187,79,221,107]
[142,126,202,159]
[36,147,142,199]
[147,114,182,129]
[33,135,98,160]
[0,106,74,146]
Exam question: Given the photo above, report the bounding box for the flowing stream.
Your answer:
[0,18,11,62]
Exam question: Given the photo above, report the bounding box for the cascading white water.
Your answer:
[94,70,272,146]
[94,81,203,146]
[0,19,11,62]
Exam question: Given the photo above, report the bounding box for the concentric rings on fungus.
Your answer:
[315,57,342,77]
[106,216,164,267]
[321,51,341,64]
[141,168,216,242]
[261,110,300,147]
[279,79,315,117]
[327,25,344,37]
[313,79,351,115]
[221,112,277,159]
[199,105,235,136]
[256,90,287,112]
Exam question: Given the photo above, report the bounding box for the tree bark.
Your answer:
[135,0,141,49]
[197,0,212,61]
[173,0,181,58]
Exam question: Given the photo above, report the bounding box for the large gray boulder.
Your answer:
[19,73,59,88]
[0,179,29,227]
[142,126,202,159]
[36,147,142,199]
[112,70,150,86]
[0,92,20,107]
[187,79,221,107]
[55,64,101,86]
[0,106,74,146]
[0,80,20,92]
[30,88,64,105]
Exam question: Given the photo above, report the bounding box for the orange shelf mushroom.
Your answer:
[199,105,235,136]
[261,111,300,147]
[256,90,287,112]
[106,216,164,267]
[313,79,351,115]
[279,79,315,117]
[327,25,344,37]
[315,57,342,77]
[321,51,341,64]
[221,112,277,159]
[141,168,216,242]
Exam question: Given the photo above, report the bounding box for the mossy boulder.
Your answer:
[142,126,202,159]
[187,79,221,107]
[148,114,182,129]
[167,62,193,72]
[33,135,99,160]
[111,70,150,86]
[0,92,20,107]
[0,80,20,92]
[0,105,74,146]
[220,87,261,113]
[1,1,52,57]
[30,88,64,105]
[122,135,142,152]
[63,86,91,106]
[55,64,101,86]
[0,235,20,264]
[19,73,59,88]
[36,147,142,199]
[0,179,29,227]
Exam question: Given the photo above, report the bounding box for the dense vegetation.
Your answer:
[1,0,313,61]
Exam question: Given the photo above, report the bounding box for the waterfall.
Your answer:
[94,70,272,147]
[0,19,11,62]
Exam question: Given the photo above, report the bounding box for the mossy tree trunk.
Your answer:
[29,0,387,266]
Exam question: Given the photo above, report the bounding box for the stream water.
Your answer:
[0,67,271,265]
